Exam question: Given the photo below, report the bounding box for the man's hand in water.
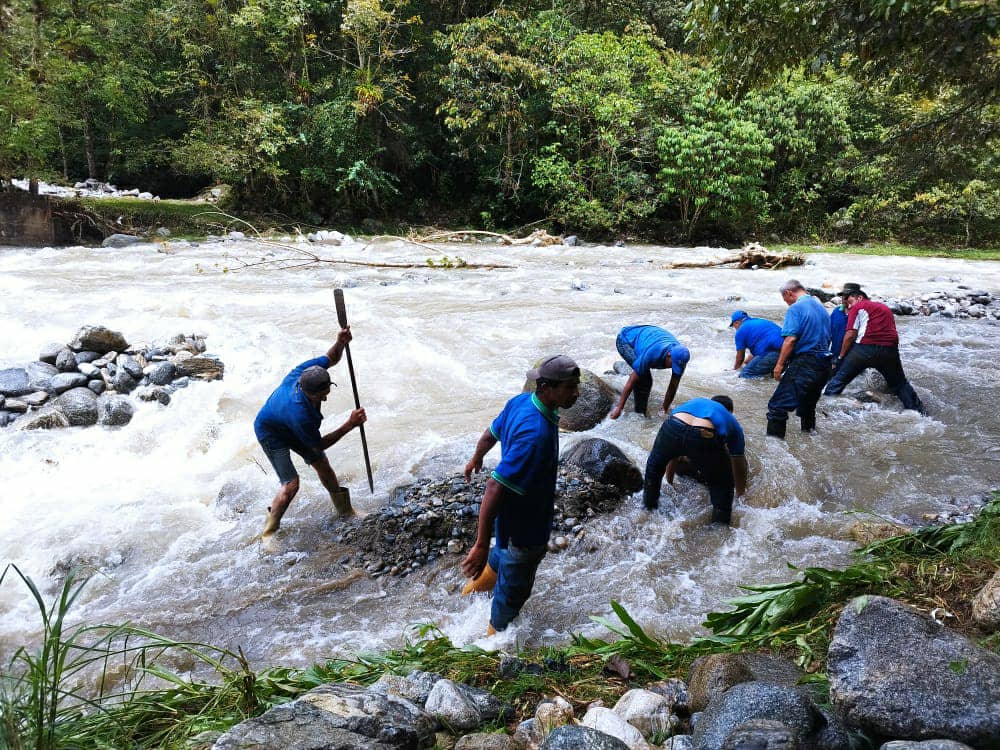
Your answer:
[461,542,489,579]
[348,408,366,428]
[464,456,483,482]
[337,326,353,346]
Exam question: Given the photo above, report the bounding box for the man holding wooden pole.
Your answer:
[254,326,367,537]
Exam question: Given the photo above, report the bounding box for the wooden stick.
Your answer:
[334,288,375,494]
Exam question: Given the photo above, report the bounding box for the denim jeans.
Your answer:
[766,353,831,437]
[487,543,548,631]
[644,417,734,523]
[616,333,651,414]
[824,344,924,413]
[740,351,780,379]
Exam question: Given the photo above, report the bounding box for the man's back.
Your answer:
[782,295,831,355]
[735,318,783,356]
[848,299,899,346]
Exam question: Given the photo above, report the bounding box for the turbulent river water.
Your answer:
[1,237,998,670]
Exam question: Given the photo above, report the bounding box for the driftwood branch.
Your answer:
[664,245,804,270]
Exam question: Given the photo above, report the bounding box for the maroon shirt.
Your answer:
[846,299,899,346]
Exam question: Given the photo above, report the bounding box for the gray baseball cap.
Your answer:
[299,365,332,395]
[527,355,580,382]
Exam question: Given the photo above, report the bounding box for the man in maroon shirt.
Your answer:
[824,286,925,413]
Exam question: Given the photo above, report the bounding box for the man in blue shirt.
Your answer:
[610,325,690,418]
[255,327,367,537]
[643,396,748,525]
[766,280,832,439]
[829,283,860,360]
[729,311,783,378]
[461,355,581,635]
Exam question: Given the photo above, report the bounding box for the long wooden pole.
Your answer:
[334,288,374,493]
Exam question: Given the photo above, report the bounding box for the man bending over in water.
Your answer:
[254,327,366,537]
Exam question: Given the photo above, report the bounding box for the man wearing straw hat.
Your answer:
[461,355,581,635]
[254,327,367,537]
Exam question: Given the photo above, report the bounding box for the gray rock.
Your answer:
[70,325,128,354]
[145,360,176,385]
[693,682,841,750]
[174,355,224,381]
[514,718,543,749]
[112,370,138,394]
[688,655,754,713]
[613,688,678,738]
[87,380,106,395]
[99,396,135,427]
[135,385,170,405]
[22,391,49,407]
[370,671,444,707]
[581,705,652,748]
[828,596,1000,748]
[119,354,143,380]
[455,734,522,750]
[0,411,15,427]
[0,368,31,397]
[214,682,435,750]
[563,235,579,246]
[666,738,695,750]
[75,350,100,365]
[77,362,99,378]
[50,372,89,394]
[156,226,171,237]
[646,678,690,715]
[523,367,615,432]
[562,439,643,493]
[55,387,99,426]
[880,742,975,750]
[722,720,799,750]
[540,726,630,749]
[39,342,64,364]
[101,233,144,248]
[425,679,482,731]
[17,406,70,430]
[971,570,1000,631]
[55,348,78,372]
[4,399,27,413]
[25,361,58,391]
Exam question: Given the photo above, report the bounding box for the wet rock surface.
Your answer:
[1,327,223,430]
[522,367,617,432]
[339,464,627,578]
[562,438,643,493]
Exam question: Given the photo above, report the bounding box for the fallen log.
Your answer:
[665,243,804,270]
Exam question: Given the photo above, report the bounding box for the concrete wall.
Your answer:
[0,192,76,246]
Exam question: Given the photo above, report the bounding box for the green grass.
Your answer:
[776,242,1000,261]
[1,494,997,749]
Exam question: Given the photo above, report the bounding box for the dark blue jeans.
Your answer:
[488,543,548,631]
[740,351,779,379]
[824,344,924,413]
[766,353,831,437]
[644,417,734,524]
[616,333,652,414]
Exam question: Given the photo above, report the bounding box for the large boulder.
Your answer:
[828,596,1000,748]
[101,233,144,248]
[0,368,31,397]
[689,654,802,713]
[424,679,483,731]
[540,725,631,750]
[562,439,643,493]
[371,671,445,707]
[523,367,615,432]
[693,682,845,750]
[213,682,436,750]
[971,570,1000,631]
[69,325,129,354]
[54,387,99,426]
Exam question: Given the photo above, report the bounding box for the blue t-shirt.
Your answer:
[781,295,832,356]
[734,318,783,356]
[620,325,686,377]
[489,392,560,548]
[254,356,330,459]
[672,398,745,456]
[830,306,848,356]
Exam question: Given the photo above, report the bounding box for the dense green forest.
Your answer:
[1,0,998,244]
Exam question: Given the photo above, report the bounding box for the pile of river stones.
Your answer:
[814,286,998,320]
[206,594,1000,750]
[0,325,224,430]
[340,459,633,579]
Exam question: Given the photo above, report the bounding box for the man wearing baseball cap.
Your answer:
[824,285,925,413]
[461,355,581,635]
[254,326,367,537]
[829,283,862,359]
[610,325,690,418]
[729,311,783,378]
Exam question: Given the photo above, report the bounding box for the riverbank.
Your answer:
[2,493,996,749]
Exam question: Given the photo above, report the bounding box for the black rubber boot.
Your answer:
[800,415,816,432]
[766,419,786,439]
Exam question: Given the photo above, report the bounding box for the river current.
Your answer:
[1,237,998,668]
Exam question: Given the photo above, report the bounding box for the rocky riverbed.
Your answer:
[0,325,224,429]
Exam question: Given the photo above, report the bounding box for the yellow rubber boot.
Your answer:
[330,487,354,516]
[461,563,497,595]
[486,623,497,637]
